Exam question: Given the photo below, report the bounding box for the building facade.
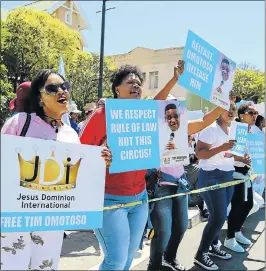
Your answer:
[110,46,215,111]
[8,1,88,51]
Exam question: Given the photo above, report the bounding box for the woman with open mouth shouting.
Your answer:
[1,69,111,270]
[80,61,235,271]
[80,61,185,271]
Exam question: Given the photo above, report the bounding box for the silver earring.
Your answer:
[39,101,44,107]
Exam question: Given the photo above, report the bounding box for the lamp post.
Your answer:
[97,0,115,99]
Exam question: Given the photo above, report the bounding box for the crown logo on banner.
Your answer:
[16,145,83,192]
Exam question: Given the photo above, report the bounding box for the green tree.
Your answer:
[1,7,82,89]
[0,61,15,128]
[1,7,115,123]
[232,65,265,103]
[66,52,114,116]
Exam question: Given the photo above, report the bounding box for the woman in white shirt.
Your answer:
[193,106,237,271]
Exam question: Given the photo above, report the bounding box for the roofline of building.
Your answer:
[9,0,58,11]
[23,1,38,8]
[47,1,65,14]
[47,1,88,30]
[108,46,185,58]
[73,2,89,30]
[9,1,88,30]
[80,31,88,47]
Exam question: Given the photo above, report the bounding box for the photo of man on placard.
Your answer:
[163,103,180,152]
[158,101,188,167]
[210,54,236,109]
[214,58,231,94]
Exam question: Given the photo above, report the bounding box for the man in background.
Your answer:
[69,103,82,134]
[78,102,96,130]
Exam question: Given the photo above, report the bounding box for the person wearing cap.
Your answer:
[78,103,96,130]
[78,109,92,130]
[69,103,82,134]
[9,82,31,115]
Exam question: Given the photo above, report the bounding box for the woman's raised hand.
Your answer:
[174,60,185,80]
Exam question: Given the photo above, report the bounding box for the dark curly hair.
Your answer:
[221,58,230,65]
[110,64,144,98]
[165,103,177,112]
[235,103,251,122]
[24,69,65,119]
[255,115,265,128]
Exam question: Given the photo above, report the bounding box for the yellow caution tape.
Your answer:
[148,228,155,240]
[103,174,258,211]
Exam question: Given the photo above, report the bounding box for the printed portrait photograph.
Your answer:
[158,100,189,167]
[210,53,236,109]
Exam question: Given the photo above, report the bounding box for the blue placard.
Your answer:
[248,133,265,175]
[105,99,189,173]
[229,122,248,156]
[106,99,160,173]
[178,30,236,110]
[1,211,102,232]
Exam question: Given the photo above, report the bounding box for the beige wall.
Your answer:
[54,7,79,30]
[53,6,83,50]
[110,47,187,99]
[64,0,71,8]
[72,12,79,31]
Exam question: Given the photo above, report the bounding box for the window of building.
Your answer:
[149,71,158,89]
[142,72,146,81]
[65,11,72,25]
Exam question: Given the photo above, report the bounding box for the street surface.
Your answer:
[59,209,265,271]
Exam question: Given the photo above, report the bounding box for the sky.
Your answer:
[1,1,265,71]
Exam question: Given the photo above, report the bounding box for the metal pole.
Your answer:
[98,0,106,99]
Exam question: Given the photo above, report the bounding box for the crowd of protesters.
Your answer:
[1,60,264,271]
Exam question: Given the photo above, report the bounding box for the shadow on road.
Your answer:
[60,230,101,258]
[188,209,265,271]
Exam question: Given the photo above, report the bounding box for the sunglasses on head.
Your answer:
[42,81,71,95]
[245,111,258,117]
[166,114,179,120]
